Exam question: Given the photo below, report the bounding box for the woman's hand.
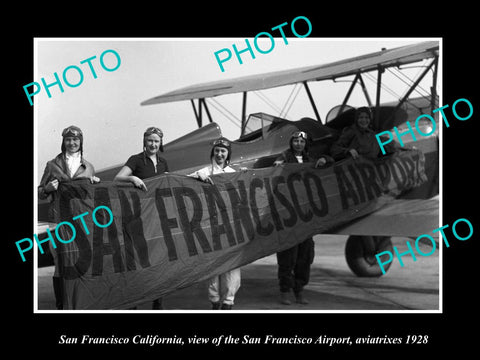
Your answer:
[315,157,327,168]
[44,179,59,193]
[89,176,100,184]
[131,176,148,191]
[348,148,359,160]
[197,172,214,185]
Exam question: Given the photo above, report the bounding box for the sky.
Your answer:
[34,38,438,179]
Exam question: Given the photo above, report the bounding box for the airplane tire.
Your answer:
[345,235,393,277]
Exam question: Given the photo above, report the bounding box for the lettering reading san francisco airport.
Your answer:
[40,153,423,279]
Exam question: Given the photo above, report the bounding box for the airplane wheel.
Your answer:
[345,236,393,277]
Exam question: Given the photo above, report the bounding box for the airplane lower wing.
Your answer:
[332,196,439,239]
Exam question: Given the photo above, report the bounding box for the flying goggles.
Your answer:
[291,131,308,139]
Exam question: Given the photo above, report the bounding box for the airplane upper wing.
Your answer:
[141,41,439,105]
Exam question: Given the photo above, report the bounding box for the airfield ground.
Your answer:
[36,234,439,311]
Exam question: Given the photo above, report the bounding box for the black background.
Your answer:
[5,4,477,355]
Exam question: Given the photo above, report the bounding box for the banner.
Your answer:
[54,149,426,309]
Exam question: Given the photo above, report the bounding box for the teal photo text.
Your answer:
[214,16,312,72]
[375,217,474,274]
[23,49,121,106]
[376,97,473,154]
[16,205,114,262]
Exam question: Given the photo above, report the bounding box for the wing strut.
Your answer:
[358,74,373,107]
[241,91,247,136]
[190,98,213,128]
[190,99,201,128]
[374,65,384,130]
[339,73,360,116]
[303,81,322,123]
[338,73,373,118]
[202,98,213,124]
[430,55,439,113]
[385,57,437,125]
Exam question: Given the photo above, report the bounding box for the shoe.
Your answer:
[220,303,233,310]
[280,292,292,305]
[52,277,63,310]
[295,292,309,305]
[211,301,221,310]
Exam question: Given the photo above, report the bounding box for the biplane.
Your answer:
[38,40,440,278]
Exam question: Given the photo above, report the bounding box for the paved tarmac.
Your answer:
[36,234,439,312]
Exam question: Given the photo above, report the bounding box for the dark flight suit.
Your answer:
[275,149,315,297]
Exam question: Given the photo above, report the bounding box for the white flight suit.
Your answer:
[190,162,241,306]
